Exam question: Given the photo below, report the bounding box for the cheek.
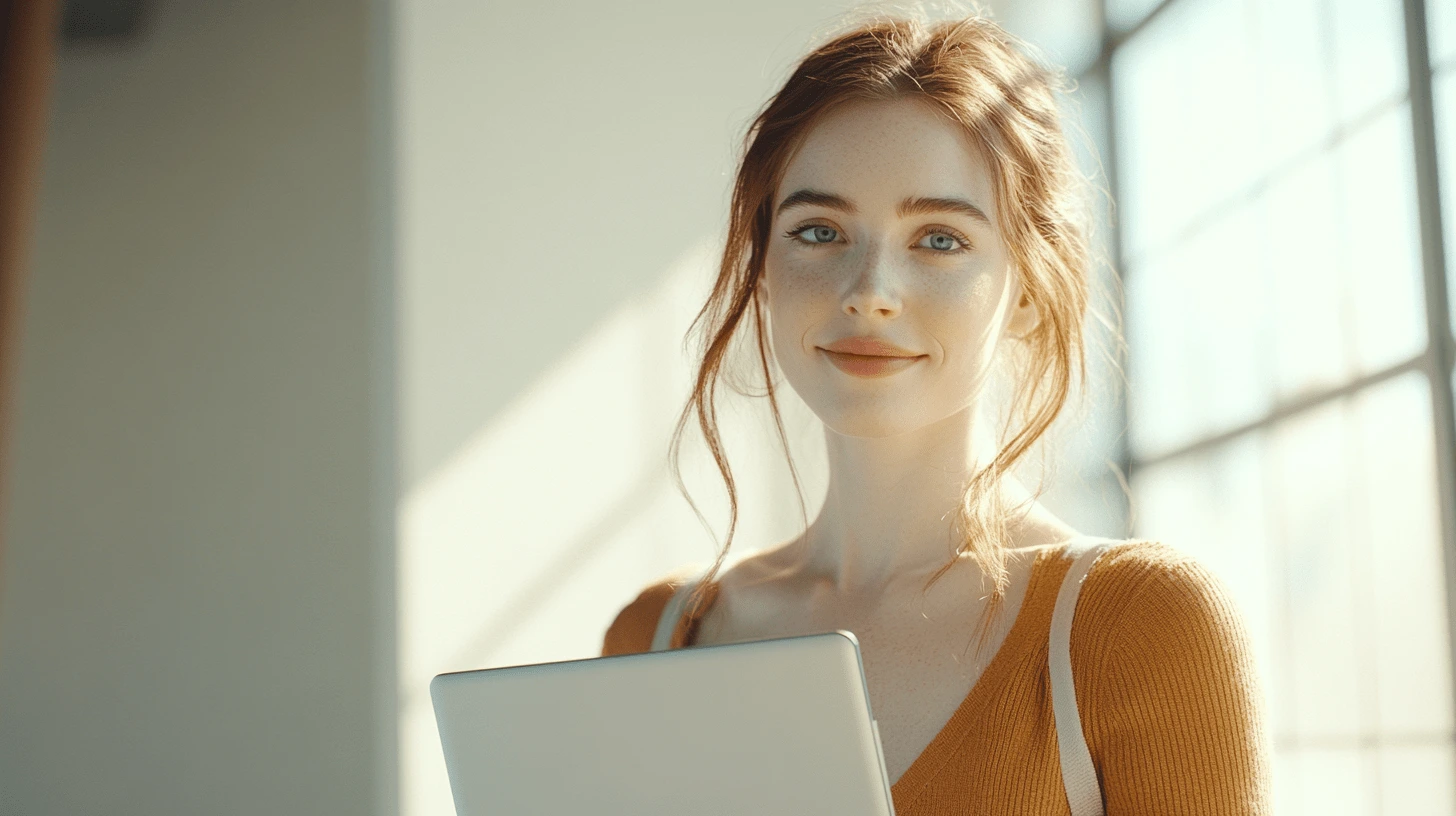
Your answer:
[764,247,833,296]
[961,272,1003,321]
[763,255,835,327]
[934,274,1010,365]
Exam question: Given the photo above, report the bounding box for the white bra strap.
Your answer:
[1050,537,1116,816]
[650,577,701,652]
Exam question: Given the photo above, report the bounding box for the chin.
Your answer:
[812,403,923,439]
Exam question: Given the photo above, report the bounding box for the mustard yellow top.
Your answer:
[602,539,1274,814]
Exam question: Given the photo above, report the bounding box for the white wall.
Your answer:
[0,2,396,814]
[393,1,1121,814]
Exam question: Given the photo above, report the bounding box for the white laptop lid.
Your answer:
[430,630,896,816]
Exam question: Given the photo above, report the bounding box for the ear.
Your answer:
[1005,286,1040,341]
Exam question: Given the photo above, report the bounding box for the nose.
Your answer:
[842,241,902,319]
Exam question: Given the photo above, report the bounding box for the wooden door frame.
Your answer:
[0,0,62,595]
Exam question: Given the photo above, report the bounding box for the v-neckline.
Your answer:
[679,542,1066,803]
[886,544,1059,801]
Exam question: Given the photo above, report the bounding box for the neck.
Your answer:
[794,404,1075,595]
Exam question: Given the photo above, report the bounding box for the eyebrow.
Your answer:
[774,188,992,225]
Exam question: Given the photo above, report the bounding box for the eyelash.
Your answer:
[782,223,974,253]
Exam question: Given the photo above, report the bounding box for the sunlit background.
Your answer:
[0,0,1453,814]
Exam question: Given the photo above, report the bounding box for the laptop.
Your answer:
[430,630,896,815]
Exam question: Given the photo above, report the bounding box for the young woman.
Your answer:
[602,11,1273,814]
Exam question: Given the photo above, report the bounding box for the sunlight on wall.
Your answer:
[397,234,829,816]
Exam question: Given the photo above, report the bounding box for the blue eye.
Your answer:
[918,231,967,252]
[786,225,840,245]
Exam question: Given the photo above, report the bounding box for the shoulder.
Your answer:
[1070,542,1275,805]
[600,567,701,657]
[1073,539,1255,680]
[1078,538,1233,616]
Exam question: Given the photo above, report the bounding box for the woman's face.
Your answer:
[762,95,1036,439]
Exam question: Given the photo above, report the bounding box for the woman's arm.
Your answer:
[1083,546,1275,815]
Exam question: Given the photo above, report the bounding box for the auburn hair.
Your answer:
[667,7,1112,643]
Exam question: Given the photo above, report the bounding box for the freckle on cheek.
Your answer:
[968,275,995,300]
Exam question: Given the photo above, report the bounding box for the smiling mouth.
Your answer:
[819,348,926,378]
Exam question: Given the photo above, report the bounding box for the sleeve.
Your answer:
[1081,544,1275,815]
[600,581,676,657]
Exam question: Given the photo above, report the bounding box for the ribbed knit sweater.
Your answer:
[602,539,1274,814]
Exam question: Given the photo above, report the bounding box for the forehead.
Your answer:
[775,96,997,220]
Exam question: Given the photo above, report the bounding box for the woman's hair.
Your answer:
[667,5,1114,640]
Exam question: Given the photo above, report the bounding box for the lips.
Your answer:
[818,336,921,357]
[819,348,924,378]
[816,336,927,379]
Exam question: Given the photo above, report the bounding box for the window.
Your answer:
[1100,0,1456,809]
